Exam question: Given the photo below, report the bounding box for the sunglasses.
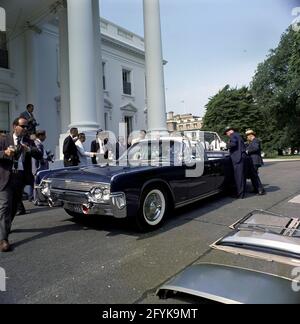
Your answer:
[18,125,28,129]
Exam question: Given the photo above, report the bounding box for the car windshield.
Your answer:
[119,140,190,165]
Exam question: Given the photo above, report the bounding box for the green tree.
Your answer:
[251,27,300,154]
[202,85,264,141]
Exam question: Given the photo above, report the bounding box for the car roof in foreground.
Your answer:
[157,263,300,304]
[157,210,300,304]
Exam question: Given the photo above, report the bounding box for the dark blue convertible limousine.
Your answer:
[37,137,231,231]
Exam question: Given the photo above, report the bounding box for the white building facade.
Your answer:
[0,1,147,156]
[100,19,147,137]
[0,0,167,159]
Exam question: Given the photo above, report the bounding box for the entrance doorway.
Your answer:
[124,116,133,138]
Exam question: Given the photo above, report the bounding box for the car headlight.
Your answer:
[92,188,103,200]
[102,189,110,201]
[89,185,111,203]
[41,180,51,197]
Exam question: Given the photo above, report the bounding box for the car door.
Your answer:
[185,143,216,200]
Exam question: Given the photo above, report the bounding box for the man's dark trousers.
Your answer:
[228,132,247,198]
[233,154,247,198]
[10,171,26,223]
[0,183,12,241]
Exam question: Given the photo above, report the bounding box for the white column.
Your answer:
[25,29,39,119]
[58,6,70,133]
[67,0,100,130]
[92,0,105,129]
[143,0,167,133]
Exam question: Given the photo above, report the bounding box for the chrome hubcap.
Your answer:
[144,192,164,223]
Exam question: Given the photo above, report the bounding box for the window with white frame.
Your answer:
[102,62,106,90]
[122,69,132,95]
[0,7,5,32]
[0,7,8,69]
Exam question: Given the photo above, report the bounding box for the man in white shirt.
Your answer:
[75,133,96,167]
[12,118,42,213]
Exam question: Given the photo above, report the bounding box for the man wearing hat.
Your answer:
[245,129,264,172]
[224,127,247,199]
[245,129,265,195]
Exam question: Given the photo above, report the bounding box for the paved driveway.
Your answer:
[1,161,300,304]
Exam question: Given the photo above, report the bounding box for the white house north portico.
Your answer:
[0,0,167,157]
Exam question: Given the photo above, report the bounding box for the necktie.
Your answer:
[13,137,22,170]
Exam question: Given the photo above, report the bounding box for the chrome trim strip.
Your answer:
[50,189,127,219]
[210,241,300,267]
[175,189,222,208]
[50,178,110,192]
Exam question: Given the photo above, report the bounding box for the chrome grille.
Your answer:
[50,179,94,192]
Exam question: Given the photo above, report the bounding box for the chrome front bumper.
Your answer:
[49,188,127,219]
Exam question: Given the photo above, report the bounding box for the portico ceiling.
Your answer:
[1,0,58,31]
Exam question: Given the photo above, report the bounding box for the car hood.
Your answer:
[47,165,156,183]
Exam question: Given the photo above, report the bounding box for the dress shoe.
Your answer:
[0,240,10,252]
[257,189,266,196]
[16,210,30,216]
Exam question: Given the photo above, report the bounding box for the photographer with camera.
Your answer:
[32,130,54,205]
[20,104,39,136]
[33,130,53,174]
[0,117,42,251]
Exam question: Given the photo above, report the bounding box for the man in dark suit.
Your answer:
[20,104,39,136]
[0,118,42,252]
[63,128,80,167]
[225,127,247,199]
[90,129,110,164]
[0,133,14,252]
[33,130,49,174]
[115,136,127,161]
[90,130,101,165]
[10,118,43,221]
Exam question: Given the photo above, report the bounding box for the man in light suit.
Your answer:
[245,129,265,195]
[245,129,264,172]
[75,133,96,167]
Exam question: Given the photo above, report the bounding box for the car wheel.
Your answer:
[64,208,83,219]
[136,186,168,231]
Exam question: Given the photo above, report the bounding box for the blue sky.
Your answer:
[100,0,300,117]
